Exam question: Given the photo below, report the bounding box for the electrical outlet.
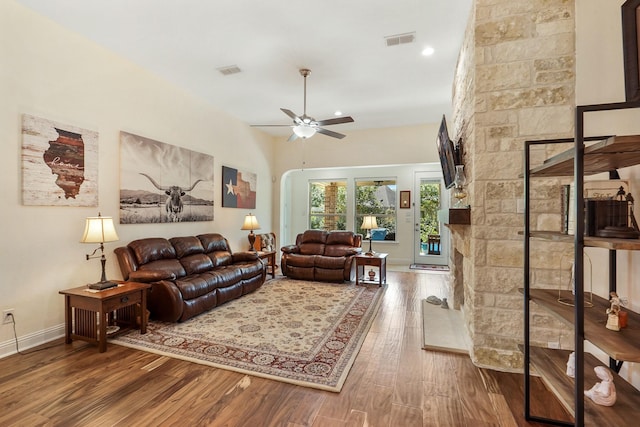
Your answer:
[548,341,560,349]
[2,309,14,324]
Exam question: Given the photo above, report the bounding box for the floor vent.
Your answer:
[217,65,242,75]
[385,32,415,47]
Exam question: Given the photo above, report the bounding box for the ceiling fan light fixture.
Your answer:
[293,124,316,139]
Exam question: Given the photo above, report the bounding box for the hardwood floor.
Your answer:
[0,271,570,426]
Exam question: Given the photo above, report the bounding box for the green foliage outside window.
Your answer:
[309,181,347,230]
[355,180,396,237]
[420,182,441,243]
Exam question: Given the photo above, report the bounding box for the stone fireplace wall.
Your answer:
[450,0,576,370]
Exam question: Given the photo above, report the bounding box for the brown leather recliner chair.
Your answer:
[280,230,362,282]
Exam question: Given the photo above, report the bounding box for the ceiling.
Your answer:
[16,0,473,138]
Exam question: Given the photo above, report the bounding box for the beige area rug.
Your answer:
[422,299,470,354]
[112,278,384,392]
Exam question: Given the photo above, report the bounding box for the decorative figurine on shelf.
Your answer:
[566,351,575,378]
[368,269,376,281]
[585,366,616,406]
[606,292,622,331]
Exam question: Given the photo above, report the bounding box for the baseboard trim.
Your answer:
[0,323,65,359]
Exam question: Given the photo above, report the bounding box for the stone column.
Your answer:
[450,0,576,370]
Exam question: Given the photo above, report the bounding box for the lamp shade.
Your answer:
[293,124,316,139]
[241,213,261,231]
[361,215,378,231]
[80,214,119,243]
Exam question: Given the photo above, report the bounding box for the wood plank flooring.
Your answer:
[0,271,571,426]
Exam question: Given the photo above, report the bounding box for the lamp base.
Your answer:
[365,250,376,256]
[88,280,118,290]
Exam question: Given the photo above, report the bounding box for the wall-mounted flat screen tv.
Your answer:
[436,115,457,189]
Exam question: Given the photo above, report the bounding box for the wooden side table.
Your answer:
[59,281,151,353]
[257,250,276,278]
[355,253,388,286]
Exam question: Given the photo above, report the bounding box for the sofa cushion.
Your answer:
[180,253,214,275]
[236,261,265,280]
[129,238,176,266]
[198,233,233,266]
[324,244,359,257]
[174,274,217,300]
[315,255,347,269]
[325,231,356,246]
[208,251,233,267]
[197,233,231,252]
[284,253,317,268]
[170,236,205,258]
[300,230,328,244]
[138,259,186,280]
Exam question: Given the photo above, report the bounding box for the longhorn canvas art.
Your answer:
[21,114,98,206]
[120,132,214,223]
[222,165,257,208]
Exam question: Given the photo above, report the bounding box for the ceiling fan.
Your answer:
[252,68,354,141]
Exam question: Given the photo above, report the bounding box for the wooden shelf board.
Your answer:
[530,135,640,177]
[528,346,640,426]
[525,289,640,362]
[528,231,640,250]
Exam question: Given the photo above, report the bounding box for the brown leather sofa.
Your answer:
[280,230,362,282]
[114,233,266,322]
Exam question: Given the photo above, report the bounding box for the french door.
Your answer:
[413,171,449,265]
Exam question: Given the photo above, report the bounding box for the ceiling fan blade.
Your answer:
[315,116,354,126]
[280,108,300,121]
[250,124,292,127]
[287,133,298,142]
[316,127,346,139]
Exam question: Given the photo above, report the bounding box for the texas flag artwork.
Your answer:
[222,165,257,208]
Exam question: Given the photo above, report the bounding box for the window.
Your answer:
[309,180,347,230]
[355,179,396,240]
[419,181,442,254]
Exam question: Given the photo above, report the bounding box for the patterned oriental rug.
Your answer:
[112,278,384,392]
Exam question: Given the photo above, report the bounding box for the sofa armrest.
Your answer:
[128,270,177,283]
[281,245,299,254]
[232,251,259,263]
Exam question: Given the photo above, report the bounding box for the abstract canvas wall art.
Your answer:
[222,165,257,208]
[22,114,98,206]
[120,132,214,223]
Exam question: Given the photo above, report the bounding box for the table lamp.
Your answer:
[361,215,378,256]
[81,213,120,290]
[241,213,261,251]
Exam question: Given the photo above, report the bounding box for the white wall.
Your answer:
[281,163,445,265]
[0,1,275,353]
[272,123,444,253]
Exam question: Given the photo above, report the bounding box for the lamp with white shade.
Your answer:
[241,213,261,251]
[80,213,120,290]
[360,215,378,256]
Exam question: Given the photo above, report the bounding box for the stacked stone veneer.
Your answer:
[451,0,577,370]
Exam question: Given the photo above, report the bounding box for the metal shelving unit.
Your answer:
[523,101,640,426]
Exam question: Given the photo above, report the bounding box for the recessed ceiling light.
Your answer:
[334,110,343,116]
[422,46,435,56]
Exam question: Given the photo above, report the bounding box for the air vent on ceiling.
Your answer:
[384,32,416,47]
[217,65,242,76]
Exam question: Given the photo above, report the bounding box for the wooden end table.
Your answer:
[355,253,388,286]
[257,250,276,278]
[59,281,151,353]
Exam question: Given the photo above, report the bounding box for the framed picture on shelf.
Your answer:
[399,191,410,208]
[622,0,640,101]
